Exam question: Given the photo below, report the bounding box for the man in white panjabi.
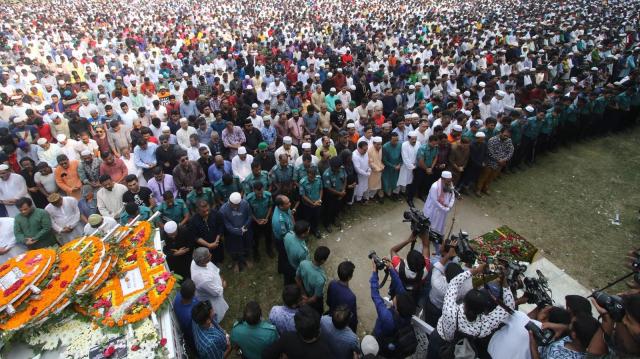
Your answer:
[423,171,455,237]
[0,217,26,264]
[397,131,419,193]
[190,247,229,323]
[0,164,30,217]
[351,141,370,203]
[44,193,84,244]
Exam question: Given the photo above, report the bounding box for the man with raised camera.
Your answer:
[585,294,640,358]
[370,255,418,358]
[388,235,432,306]
[528,313,600,359]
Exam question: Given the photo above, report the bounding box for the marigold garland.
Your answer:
[78,247,176,327]
[118,222,152,249]
[0,249,56,311]
[61,236,106,293]
[0,251,81,331]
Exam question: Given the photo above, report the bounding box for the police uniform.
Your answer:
[242,170,271,194]
[269,163,295,197]
[298,174,323,235]
[245,190,273,259]
[321,166,346,228]
[213,176,242,205]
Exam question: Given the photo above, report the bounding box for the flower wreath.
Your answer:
[0,250,82,331]
[79,247,176,327]
[61,236,107,293]
[0,249,56,313]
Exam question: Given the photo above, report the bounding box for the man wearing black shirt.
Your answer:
[330,99,347,133]
[156,134,179,172]
[188,199,224,263]
[243,120,263,154]
[122,174,156,208]
[197,146,215,187]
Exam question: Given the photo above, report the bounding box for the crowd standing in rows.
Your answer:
[0,0,639,357]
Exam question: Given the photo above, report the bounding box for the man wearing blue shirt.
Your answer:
[207,155,232,184]
[173,279,199,351]
[192,300,230,359]
[326,260,358,332]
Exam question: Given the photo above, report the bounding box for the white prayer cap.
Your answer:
[475,132,486,138]
[449,91,457,97]
[37,138,48,145]
[408,131,418,137]
[81,149,92,156]
[409,85,415,90]
[330,87,336,92]
[58,80,66,86]
[346,123,355,128]
[441,171,453,179]
[56,134,67,142]
[591,67,598,71]
[361,335,379,356]
[373,136,382,143]
[478,82,486,88]
[179,117,188,123]
[164,221,178,234]
[496,90,506,97]
[300,66,306,70]
[301,142,311,149]
[161,126,171,132]
[570,77,578,84]
[245,75,250,79]
[463,91,471,97]
[182,72,189,77]
[0,164,9,171]
[251,103,259,109]
[99,94,107,99]
[525,105,535,113]
[349,85,356,91]
[283,136,292,144]
[327,72,333,77]
[238,146,247,155]
[229,192,242,204]
[421,75,429,80]
[452,124,463,132]
[337,68,343,72]
[13,116,26,124]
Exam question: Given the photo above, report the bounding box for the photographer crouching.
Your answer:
[426,263,516,359]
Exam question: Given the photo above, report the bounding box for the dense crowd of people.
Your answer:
[0,0,639,357]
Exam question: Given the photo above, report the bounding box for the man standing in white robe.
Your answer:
[397,131,419,193]
[191,247,229,323]
[351,141,370,203]
[423,171,455,238]
[44,193,84,244]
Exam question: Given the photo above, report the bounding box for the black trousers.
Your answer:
[252,221,272,255]
[521,136,536,164]
[322,191,342,227]
[409,168,432,202]
[301,203,321,233]
[276,239,296,284]
[509,143,523,169]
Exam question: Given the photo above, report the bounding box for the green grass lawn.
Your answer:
[473,127,640,293]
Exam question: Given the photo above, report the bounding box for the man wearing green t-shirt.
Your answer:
[296,246,331,314]
[230,301,279,359]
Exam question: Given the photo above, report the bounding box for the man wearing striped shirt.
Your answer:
[192,301,230,359]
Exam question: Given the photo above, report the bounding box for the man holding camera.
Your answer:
[370,256,418,358]
[585,294,640,358]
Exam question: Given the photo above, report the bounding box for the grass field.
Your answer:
[219,126,640,332]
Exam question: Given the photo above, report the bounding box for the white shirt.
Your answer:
[187,143,209,161]
[351,150,370,176]
[78,103,98,119]
[248,115,264,130]
[274,145,299,163]
[97,183,128,219]
[58,140,80,161]
[45,196,81,233]
[488,311,541,359]
[191,261,229,323]
[176,126,197,150]
[490,97,505,117]
[231,154,254,181]
[429,261,473,309]
[0,217,16,249]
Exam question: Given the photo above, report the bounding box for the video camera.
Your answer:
[403,206,437,240]
[592,291,626,322]
[525,321,555,346]
[448,230,476,264]
[484,258,528,289]
[523,270,554,307]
